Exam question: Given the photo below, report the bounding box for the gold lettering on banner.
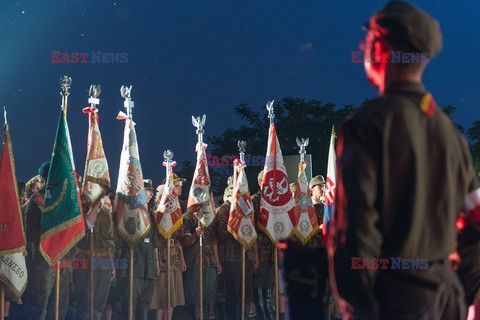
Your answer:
[43,179,68,213]
[0,223,9,233]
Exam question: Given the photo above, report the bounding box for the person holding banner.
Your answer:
[181,204,221,320]
[150,180,187,320]
[119,179,159,320]
[252,170,276,320]
[216,176,259,320]
[23,162,73,320]
[74,196,115,320]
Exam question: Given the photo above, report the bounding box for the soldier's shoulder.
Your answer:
[30,191,45,207]
[217,201,231,214]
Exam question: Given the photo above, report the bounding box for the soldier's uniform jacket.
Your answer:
[76,206,115,268]
[290,203,324,249]
[252,192,274,263]
[332,81,480,313]
[181,211,217,269]
[120,207,160,279]
[24,190,45,247]
[216,200,254,262]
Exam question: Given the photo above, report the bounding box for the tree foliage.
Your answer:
[177,99,479,200]
[205,97,355,195]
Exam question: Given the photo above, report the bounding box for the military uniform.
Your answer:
[74,205,115,320]
[119,206,159,320]
[181,211,218,319]
[23,189,72,320]
[252,191,275,320]
[331,3,480,319]
[216,200,255,320]
[286,203,329,320]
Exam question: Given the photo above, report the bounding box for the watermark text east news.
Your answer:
[351,257,429,270]
[351,51,430,64]
[51,51,128,63]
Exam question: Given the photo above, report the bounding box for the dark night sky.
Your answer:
[2,0,479,187]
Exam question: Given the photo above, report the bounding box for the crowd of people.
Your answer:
[3,166,334,320]
[3,1,480,320]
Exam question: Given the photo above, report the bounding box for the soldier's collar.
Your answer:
[385,81,426,95]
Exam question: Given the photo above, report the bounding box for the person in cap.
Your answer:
[215,176,259,320]
[181,201,222,320]
[330,2,480,319]
[23,162,73,320]
[252,170,276,320]
[119,179,160,320]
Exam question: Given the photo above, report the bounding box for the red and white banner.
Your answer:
[228,159,257,248]
[293,161,318,244]
[82,106,110,208]
[187,141,216,227]
[259,124,296,244]
[114,113,150,247]
[156,162,183,238]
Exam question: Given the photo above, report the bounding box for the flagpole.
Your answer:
[54,261,60,320]
[129,247,134,320]
[241,247,246,320]
[167,236,171,320]
[1,108,5,319]
[1,283,4,319]
[274,247,279,320]
[199,220,203,320]
[54,76,72,320]
[89,228,94,320]
[237,140,248,320]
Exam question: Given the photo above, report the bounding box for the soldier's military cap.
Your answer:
[38,161,50,180]
[161,174,186,185]
[365,1,442,59]
[309,175,325,189]
[143,179,154,190]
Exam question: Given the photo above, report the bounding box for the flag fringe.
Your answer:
[227,224,257,248]
[158,217,183,239]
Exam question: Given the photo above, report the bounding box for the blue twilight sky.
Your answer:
[1,0,479,186]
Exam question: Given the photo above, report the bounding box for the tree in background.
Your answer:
[177,100,479,199]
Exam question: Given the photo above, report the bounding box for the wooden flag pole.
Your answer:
[167,236,171,320]
[1,283,5,319]
[55,260,60,320]
[129,247,134,320]
[199,220,203,320]
[241,247,246,320]
[274,247,279,320]
[89,228,94,320]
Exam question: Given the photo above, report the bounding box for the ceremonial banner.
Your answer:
[293,160,319,244]
[114,112,150,247]
[259,123,296,244]
[0,122,28,298]
[40,108,85,266]
[0,253,27,299]
[323,128,337,239]
[82,106,110,208]
[228,159,257,248]
[156,155,183,238]
[188,115,216,227]
[0,123,26,256]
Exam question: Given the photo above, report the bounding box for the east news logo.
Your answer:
[351,257,429,270]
